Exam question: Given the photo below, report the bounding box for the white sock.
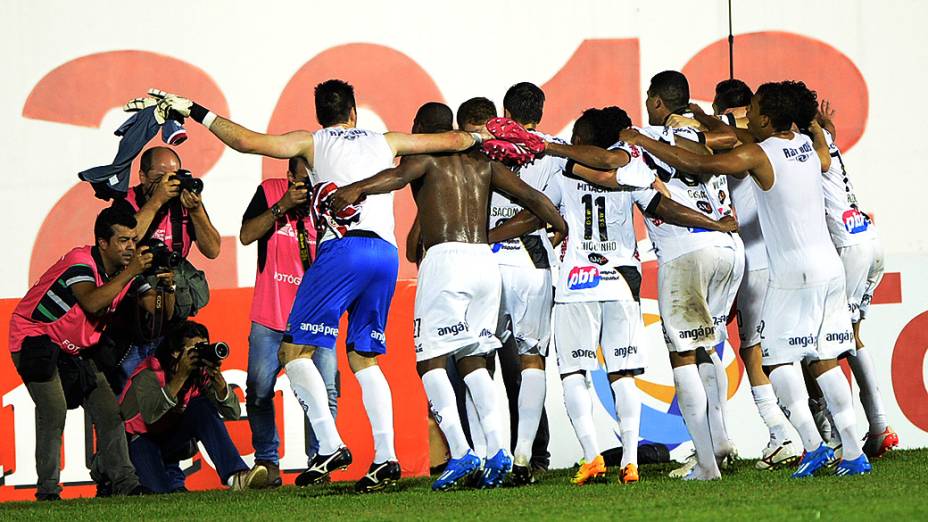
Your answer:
[673,365,719,476]
[751,384,791,442]
[354,366,396,463]
[514,368,546,464]
[462,369,506,457]
[421,368,471,459]
[611,377,641,467]
[562,374,599,462]
[464,392,487,459]
[698,353,733,457]
[816,367,864,460]
[847,348,888,435]
[768,364,822,452]
[285,358,343,455]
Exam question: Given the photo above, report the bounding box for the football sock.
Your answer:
[354,365,397,464]
[421,369,471,459]
[817,367,864,460]
[611,376,641,468]
[514,368,546,464]
[562,374,600,462]
[463,368,507,457]
[847,348,888,435]
[673,364,719,476]
[768,364,823,452]
[285,358,343,455]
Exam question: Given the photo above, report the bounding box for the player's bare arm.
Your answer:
[489,162,568,238]
[544,142,631,170]
[384,130,486,157]
[329,155,431,212]
[487,209,542,244]
[648,194,738,233]
[808,121,832,172]
[208,116,315,162]
[622,128,774,188]
[686,103,738,150]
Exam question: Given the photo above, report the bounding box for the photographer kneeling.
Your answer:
[120,321,268,492]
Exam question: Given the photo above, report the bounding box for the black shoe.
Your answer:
[95,480,113,498]
[295,447,352,486]
[36,493,61,502]
[355,461,401,493]
[510,464,536,486]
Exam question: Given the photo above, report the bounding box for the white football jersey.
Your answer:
[755,133,844,288]
[489,131,567,268]
[311,127,397,246]
[544,155,658,303]
[821,129,872,248]
[638,125,734,264]
[729,175,768,271]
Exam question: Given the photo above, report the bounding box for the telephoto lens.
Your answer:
[193,341,230,364]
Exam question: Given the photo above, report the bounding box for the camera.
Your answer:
[192,341,230,365]
[171,169,203,195]
[141,238,181,275]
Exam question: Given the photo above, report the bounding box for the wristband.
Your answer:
[190,102,217,129]
[270,203,282,218]
[469,132,483,145]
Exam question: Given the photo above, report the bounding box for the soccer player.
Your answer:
[710,79,801,469]
[328,101,567,490]
[149,81,495,491]
[489,82,562,484]
[815,100,898,458]
[621,80,872,477]
[494,107,738,484]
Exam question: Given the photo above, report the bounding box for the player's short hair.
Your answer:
[649,70,690,112]
[456,97,497,129]
[714,79,753,112]
[503,82,545,125]
[412,102,453,134]
[95,206,137,242]
[784,81,819,131]
[315,79,356,127]
[571,108,601,146]
[139,146,180,173]
[755,82,796,132]
[595,106,633,146]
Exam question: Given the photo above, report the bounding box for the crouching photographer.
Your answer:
[7,207,170,500]
[119,321,268,492]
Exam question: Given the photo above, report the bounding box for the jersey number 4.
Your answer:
[582,195,609,241]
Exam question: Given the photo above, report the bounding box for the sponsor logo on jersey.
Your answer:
[479,328,493,338]
[437,321,469,337]
[370,330,386,344]
[788,334,817,348]
[300,322,339,337]
[697,200,713,214]
[491,242,503,253]
[678,325,715,340]
[571,349,596,359]
[717,190,727,205]
[582,241,617,252]
[568,266,601,290]
[842,208,869,234]
[824,330,853,344]
[783,142,813,162]
[588,253,609,265]
[613,346,638,358]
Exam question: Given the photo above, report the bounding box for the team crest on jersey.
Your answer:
[842,208,869,234]
[587,253,609,265]
[568,266,601,290]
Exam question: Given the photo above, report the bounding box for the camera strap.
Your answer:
[295,218,313,270]
[169,199,184,254]
[150,286,165,339]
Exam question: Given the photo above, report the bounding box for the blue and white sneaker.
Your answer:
[432,450,481,491]
[835,454,872,476]
[480,450,513,488]
[792,443,835,478]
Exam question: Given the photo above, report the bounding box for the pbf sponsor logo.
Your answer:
[842,208,869,234]
[568,266,601,290]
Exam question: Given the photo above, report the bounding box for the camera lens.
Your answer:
[213,342,230,360]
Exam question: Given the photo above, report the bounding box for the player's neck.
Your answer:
[522,122,537,131]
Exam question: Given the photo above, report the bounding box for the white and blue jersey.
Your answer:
[285,127,399,353]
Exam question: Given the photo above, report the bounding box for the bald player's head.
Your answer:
[456,97,497,131]
[412,102,453,134]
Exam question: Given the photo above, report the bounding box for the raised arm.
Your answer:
[330,156,431,212]
[817,100,837,140]
[544,142,631,170]
[384,131,483,157]
[490,162,567,237]
[808,121,832,173]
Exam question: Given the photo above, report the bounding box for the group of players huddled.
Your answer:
[140,67,896,491]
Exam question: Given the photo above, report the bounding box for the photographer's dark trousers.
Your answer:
[129,396,248,493]
[11,350,140,498]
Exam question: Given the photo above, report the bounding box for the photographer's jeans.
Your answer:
[246,322,339,465]
[129,397,248,493]
[119,338,162,388]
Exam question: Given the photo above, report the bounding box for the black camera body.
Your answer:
[141,238,181,275]
[192,341,230,365]
[172,169,203,195]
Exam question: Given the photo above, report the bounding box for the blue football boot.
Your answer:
[792,443,835,478]
[432,450,481,491]
[835,454,872,476]
[480,450,513,488]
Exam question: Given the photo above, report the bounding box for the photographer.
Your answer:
[111,146,219,382]
[120,321,268,492]
[239,156,338,486]
[7,207,173,500]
